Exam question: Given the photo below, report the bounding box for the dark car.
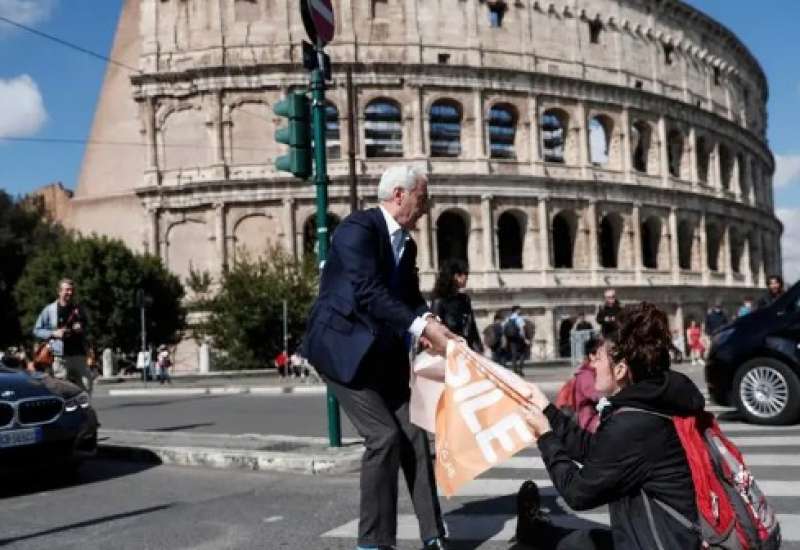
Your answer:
[0,364,98,472]
[705,281,800,425]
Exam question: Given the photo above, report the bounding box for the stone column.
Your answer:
[577,101,589,177]
[419,208,433,270]
[689,127,699,188]
[700,212,709,285]
[621,106,632,183]
[538,199,551,284]
[529,94,541,171]
[481,194,495,271]
[282,198,297,260]
[403,0,421,63]
[214,203,227,273]
[674,303,686,353]
[732,154,741,200]
[658,115,669,186]
[412,86,425,158]
[633,204,642,284]
[743,234,753,286]
[588,201,598,286]
[474,89,486,159]
[723,224,733,286]
[147,207,160,257]
[713,142,723,192]
[543,307,555,360]
[212,92,225,165]
[142,98,158,171]
[669,207,680,284]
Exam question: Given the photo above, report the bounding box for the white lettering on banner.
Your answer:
[475,413,533,463]
[458,388,504,433]
[446,354,473,388]
[454,379,495,403]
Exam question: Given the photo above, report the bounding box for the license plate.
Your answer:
[0,428,41,448]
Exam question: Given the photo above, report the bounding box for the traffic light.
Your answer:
[274,91,312,179]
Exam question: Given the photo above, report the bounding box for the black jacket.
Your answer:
[538,371,704,550]
[596,301,622,337]
[431,293,483,352]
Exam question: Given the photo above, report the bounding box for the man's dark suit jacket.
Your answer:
[303,208,428,385]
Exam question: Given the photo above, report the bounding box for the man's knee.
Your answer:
[364,426,402,456]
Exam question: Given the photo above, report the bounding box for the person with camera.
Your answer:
[33,278,92,394]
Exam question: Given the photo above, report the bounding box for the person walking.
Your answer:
[595,289,622,338]
[756,275,785,309]
[483,312,507,365]
[303,165,453,550]
[686,320,705,366]
[430,258,483,353]
[156,344,172,385]
[33,278,92,394]
[704,303,728,336]
[505,305,528,376]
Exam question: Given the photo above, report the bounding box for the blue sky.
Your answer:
[0,0,798,278]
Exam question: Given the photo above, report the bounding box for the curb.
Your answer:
[107,385,328,397]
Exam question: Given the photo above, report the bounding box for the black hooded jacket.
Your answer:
[537,371,705,550]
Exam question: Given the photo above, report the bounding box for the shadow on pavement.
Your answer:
[147,422,216,432]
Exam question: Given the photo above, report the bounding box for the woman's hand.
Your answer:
[524,405,552,439]
[526,382,550,410]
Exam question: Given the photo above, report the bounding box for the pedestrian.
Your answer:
[504,305,528,376]
[737,297,753,318]
[430,258,483,353]
[274,349,289,378]
[290,349,304,379]
[573,313,592,332]
[518,302,703,550]
[303,165,452,550]
[33,278,92,394]
[671,329,685,362]
[483,311,507,365]
[686,319,705,366]
[756,275,785,309]
[595,288,622,338]
[704,302,728,336]
[156,344,172,384]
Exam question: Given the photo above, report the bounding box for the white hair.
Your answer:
[377,165,427,201]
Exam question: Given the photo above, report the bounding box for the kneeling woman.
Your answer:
[520,302,703,550]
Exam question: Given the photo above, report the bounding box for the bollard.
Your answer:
[102,347,114,378]
[199,341,210,373]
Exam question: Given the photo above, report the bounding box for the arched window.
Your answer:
[737,153,749,199]
[552,211,576,268]
[697,137,710,184]
[678,220,694,270]
[429,99,462,158]
[303,213,341,257]
[436,210,469,266]
[498,211,524,269]
[706,222,722,272]
[599,213,623,268]
[589,115,612,166]
[325,102,341,160]
[667,129,684,178]
[541,109,568,163]
[641,217,662,269]
[729,229,745,274]
[631,121,652,173]
[719,144,733,190]
[488,104,517,159]
[364,98,403,158]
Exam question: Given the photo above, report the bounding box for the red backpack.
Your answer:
[554,376,578,412]
[621,409,781,550]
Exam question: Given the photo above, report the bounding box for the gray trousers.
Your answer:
[326,370,445,548]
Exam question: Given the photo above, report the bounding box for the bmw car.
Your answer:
[705,280,800,425]
[0,364,98,472]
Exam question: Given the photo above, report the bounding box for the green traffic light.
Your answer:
[273,91,312,179]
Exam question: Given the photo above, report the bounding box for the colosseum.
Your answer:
[64,0,780,365]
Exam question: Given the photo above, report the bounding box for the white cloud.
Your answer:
[774,154,800,188]
[0,0,57,28]
[0,74,47,138]
[777,208,800,286]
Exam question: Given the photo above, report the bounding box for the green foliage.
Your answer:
[202,245,318,370]
[0,191,64,347]
[186,264,213,295]
[14,234,186,352]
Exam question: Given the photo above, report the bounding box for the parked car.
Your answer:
[0,363,98,473]
[705,280,800,425]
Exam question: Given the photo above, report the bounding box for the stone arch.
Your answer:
[229,101,271,165]
[325,101,341,160]
[719,143,733,190]
[165,217,212,281]
[678,219,695,270]
[159,105,208,171]
[429,98,462,158]
[552,210,577,269]
[737,153,750,200]
[641,216,662,269]
[497,209,525,269]
[488,103,518,159]
[303,213,341,257]
[706,221,723,272]
[667,128,685,179]
[364,98,403,158]
[231,213,275,264]
[697,136,711,184]
[436,209,470,267]
[599,212,624,269]
[631,120,654,174]
[729,227,745,274]
[588,114,613,166]
[541,108,569,164]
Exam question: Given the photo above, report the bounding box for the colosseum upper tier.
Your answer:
[69,0,780,360]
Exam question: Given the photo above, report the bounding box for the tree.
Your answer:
[14,235,185,352]
[201,245,318,370]
[0,191,64,347]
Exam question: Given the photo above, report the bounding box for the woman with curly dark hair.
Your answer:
[430,259,483,353]
[517,302,703,550]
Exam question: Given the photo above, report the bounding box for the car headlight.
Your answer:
[712,327,736,349]
[65,391,90,412]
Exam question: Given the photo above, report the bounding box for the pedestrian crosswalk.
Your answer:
[321,399,800,547]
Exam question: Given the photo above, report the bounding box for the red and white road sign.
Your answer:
[307,0,335,45]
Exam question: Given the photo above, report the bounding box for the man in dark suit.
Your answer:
[304,165,453,550]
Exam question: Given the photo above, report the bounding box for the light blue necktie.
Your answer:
[391,229,406,265]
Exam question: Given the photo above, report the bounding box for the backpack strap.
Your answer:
[641,489,669,550]
[614,406,672,420]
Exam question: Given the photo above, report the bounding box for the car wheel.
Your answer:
[733,358,800,425]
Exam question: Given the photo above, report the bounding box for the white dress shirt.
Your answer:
[378,206,430,338]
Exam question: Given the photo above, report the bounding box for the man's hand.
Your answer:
[52,328,65,339]
[524,405,552,439]
[420,319,456,355]
[526,382,550,410]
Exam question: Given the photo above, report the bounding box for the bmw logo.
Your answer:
[1,390,15,399]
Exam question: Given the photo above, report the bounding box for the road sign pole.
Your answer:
[310,64,342,448]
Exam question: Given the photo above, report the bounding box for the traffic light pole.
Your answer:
[310,64,342,448]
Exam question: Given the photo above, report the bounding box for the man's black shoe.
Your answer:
[516,480,550,545]
[421,537,449,550]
